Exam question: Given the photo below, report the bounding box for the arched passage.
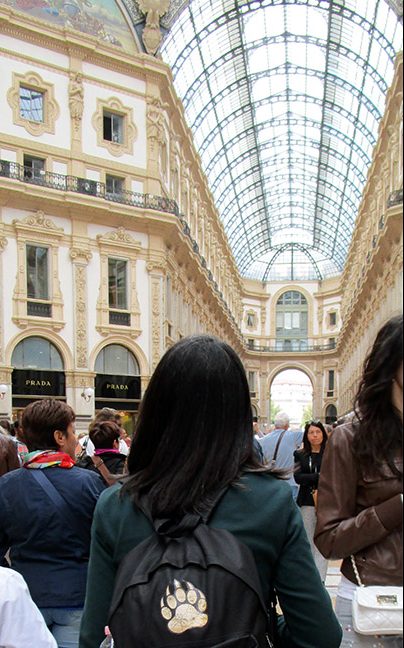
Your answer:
[269,367,313,429]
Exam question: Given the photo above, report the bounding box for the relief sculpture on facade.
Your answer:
[138,0,170,55]
[68,72,84,135]
[70,247,92,369]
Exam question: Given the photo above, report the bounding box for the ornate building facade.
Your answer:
[0,3,402,430]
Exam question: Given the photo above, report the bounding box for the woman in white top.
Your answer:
[0,567,57,648]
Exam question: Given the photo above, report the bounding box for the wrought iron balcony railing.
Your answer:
[246,341,337,353]
[0,160,179,215]
[0,158,239,333]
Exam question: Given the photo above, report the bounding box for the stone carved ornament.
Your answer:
[68,73,84,132]
[138,0,170,55]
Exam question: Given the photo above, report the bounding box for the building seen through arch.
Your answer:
[0,0,402,430]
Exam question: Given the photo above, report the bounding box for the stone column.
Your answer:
[0,235,11,418]
[70,245,94,428]
[147,261,166,371]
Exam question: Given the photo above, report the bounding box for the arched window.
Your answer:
[12,336,64,370]
[94,344,141,413]
[325,404,338,424]
[95,344,140,376]
[11,337,65,411]
[276,291,308,351]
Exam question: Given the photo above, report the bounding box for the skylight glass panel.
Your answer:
[161,0,402,282]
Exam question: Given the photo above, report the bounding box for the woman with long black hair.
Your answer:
[80,335,341,648]
[294,420,328,582]
[315,315,403,647]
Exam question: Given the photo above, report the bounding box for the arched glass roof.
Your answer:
[161,0,402,282]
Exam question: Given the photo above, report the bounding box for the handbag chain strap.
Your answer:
[351,555,364,588]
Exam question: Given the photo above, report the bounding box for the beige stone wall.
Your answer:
[0,12,402,429]
[337,52,403,416]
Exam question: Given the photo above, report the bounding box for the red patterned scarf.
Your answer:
[23,449,75,469]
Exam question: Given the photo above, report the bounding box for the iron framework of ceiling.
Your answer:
[160,0,402,281]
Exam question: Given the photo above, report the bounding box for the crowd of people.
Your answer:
[0,314,402,648]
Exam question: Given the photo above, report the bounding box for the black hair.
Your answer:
[302,420,328,455]
[122,335,269,517]
[353,315,403,477]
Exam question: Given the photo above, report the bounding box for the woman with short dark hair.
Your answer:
[80,335,341,648]
[78,421,127,485]
[315,315,403,647]
[0,399,105,648]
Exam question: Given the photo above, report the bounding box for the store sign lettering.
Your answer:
[106,383,129,391]
[25,379,52,387]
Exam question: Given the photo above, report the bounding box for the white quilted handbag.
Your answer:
[351,556,403,636]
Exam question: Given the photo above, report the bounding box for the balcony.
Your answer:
[0,159,240,338]
[109,311,131,326]
[27,301,52,317]
[0,159,179,216]
[246,338,337,353]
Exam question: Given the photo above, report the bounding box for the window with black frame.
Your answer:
[23,155,45,182]
[103,111,124,143]
[106,175,124,197]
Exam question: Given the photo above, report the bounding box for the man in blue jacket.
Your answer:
[0,399,105,648]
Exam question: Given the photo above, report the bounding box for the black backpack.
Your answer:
[108,495,277,648]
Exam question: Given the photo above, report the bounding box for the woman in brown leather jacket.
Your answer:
[315,315,403,647]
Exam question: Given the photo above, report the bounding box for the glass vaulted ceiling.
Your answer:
[160,0,402,282]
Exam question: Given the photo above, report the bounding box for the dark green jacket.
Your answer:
[79,473,342,647]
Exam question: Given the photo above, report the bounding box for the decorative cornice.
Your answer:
[70,247,92,263]
[13,211,64,235]
[97,227,142,248]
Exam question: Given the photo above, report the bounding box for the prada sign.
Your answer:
[12,369,65,397]
[95,374,140,401]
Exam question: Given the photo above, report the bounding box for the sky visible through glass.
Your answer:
[161,0,402,281]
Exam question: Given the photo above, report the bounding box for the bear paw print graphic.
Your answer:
[160,580,208,634]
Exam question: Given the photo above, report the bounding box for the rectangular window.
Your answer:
[292,312,300,329]
[248,371,256,392]
[106,175,124,196]
[246,312,255,327]
[328,370,335,392]
[247,339,255,350]
[20,86,44,122]
[23,155,45,181]
[103,111,123,143]
[108,258,127,310]
[26,245,49,300]
[329,312,337,326]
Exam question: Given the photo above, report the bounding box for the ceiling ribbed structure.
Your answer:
[160,0,402,281]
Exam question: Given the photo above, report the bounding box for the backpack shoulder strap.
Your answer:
[90,455,116,486]
[29,469,88,543]
[138,486,229,537]
[271,429,287,465]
